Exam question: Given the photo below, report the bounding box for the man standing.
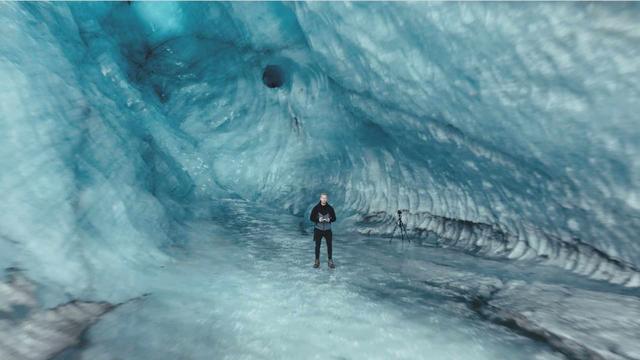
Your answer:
[309,193,336,269]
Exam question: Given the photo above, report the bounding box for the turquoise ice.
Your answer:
[1,2,639,359]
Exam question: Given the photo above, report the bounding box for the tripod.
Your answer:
[390,210,409,242]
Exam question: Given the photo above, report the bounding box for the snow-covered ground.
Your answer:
[3,200,639,359]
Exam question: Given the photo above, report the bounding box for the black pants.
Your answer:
[313,228,332,260]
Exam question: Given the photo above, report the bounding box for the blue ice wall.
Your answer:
[1,2,639,288]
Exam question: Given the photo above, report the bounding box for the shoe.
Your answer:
[313,259,320,268]
[328,259,335,269]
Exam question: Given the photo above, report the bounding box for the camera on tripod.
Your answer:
[391,209,409,242]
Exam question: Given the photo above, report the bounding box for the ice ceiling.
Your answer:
[1,1,639,289]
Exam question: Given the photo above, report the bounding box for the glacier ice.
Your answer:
[1,1,640,359]
[0,269,121,360]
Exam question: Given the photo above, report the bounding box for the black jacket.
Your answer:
[309,202,336,224]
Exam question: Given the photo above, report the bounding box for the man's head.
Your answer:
[319,193,328,205]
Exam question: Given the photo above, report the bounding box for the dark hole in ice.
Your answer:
[262,65,285,88]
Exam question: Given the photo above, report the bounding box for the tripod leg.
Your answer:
[399,223,407,242]
[390,223,398,243]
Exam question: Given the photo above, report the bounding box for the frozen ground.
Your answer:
[3,200,639,360]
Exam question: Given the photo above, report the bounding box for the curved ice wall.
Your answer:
[1,2,639,289]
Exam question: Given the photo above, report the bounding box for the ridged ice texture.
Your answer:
[1,2,639,287]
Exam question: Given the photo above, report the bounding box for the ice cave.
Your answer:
[1,2,639,359]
